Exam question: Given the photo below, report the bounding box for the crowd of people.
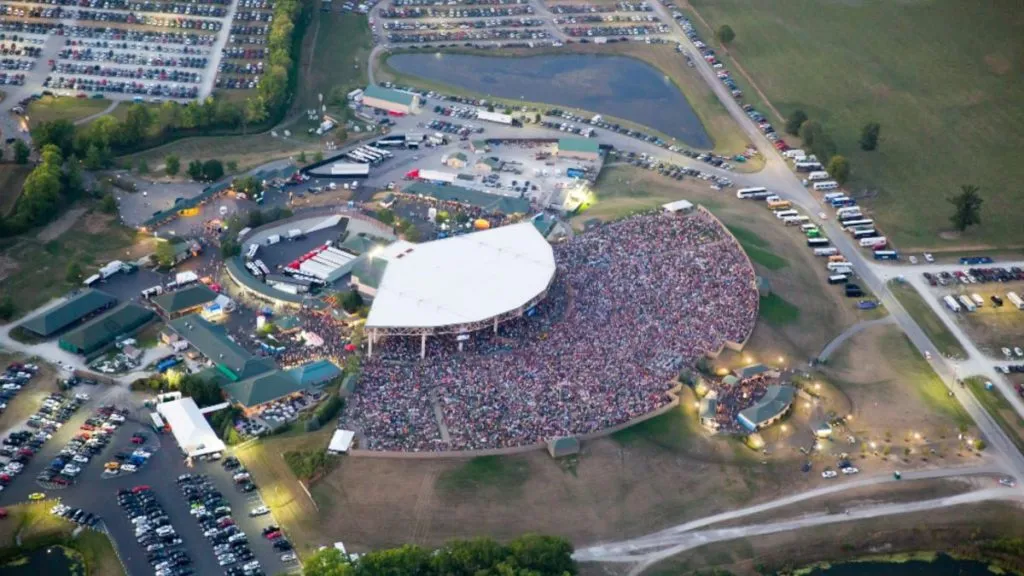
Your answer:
[341,211,759,451]
[707,373,777,432]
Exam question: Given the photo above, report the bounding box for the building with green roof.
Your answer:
[151,285,218,319]
[339,233,385,256]
[403,181,531,215]
[738,385,795,431]
[362,85,421,114]
[286,360,342,388]
[167,315,276,382]
[58,303,155,355]
[547,436,580,458]
[21,289,117,337]
[222,359,342,413]
[557,137,601,160]
[350,254,390,298]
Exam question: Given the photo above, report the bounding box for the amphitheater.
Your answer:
[341,207,760,453]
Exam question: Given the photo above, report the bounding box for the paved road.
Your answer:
[817,317,897,362]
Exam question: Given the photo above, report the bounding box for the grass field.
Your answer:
[0,501,124,576]
[376,44,760,162]
[687,0,1024,250]
[888,280,968,359]
[435,456,531,496]
[759,294,800,326]
[965,376,1024,454]
[0,210,141,319]
[295,8,372,118]
[119,132,314,176]
[0,164,32,216]
[727,224,788,270]
[24,96,112,127]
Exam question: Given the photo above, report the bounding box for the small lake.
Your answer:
[387,53,714,149]
[1,545,83,576]
[803,553,1001,575]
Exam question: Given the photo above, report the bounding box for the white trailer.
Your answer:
[813,247,839,257]
[477,110,514,125]
[1007,292,1024,310]
[364,145,392,158]
[331,162,371,177]
[246,244,259,259]
[299,260,332,280]
[83,274,101,287]
[859,236,887,248]
[943,295,962,313]
[418,169,457,184]
[287,229,304,240]
[175,271,198,286]
[958,295,977,312]
[99,260,124,279]
[266,234,281,245]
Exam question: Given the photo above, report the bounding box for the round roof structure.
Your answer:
[365,223,556,334]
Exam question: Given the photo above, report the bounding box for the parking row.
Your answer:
[923,267,1024,287]
[391,0,527,6]
[179,471,267,575]
[1,7,224,31]
[0,41,42,57]
[45,75,200,98]
[119,485,195,576]
[548,2,653,14]
[61,25,217,46]
[562,23,669,37]
[58,48,209,68]
[2,389,83,493]
[38,401,124,488]
[233,10,273,22]
[386,28,549,43]
[380,6,532,18]
[13,0,229,17]
[382,17,543,30]
[554,14,663,25]
[0,362,41,417]
[51,62,203,82]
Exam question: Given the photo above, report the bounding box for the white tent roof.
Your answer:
[156,397,226,457]
[662,199,694,212]
[328,429,355,453]
[366,223,556,331]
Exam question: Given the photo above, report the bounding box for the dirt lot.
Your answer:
[638,500,1024,576]
[935,280,1024,358]
[822,324,977,461]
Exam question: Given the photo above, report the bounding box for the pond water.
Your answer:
[1,545,83,576]
[387,53,713,149]
[804,553,1000,575]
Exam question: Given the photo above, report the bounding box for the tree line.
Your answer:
[303,534,577,576]
[0,142,85,237]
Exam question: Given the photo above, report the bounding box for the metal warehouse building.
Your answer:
[58,303,156,355]
[151,284,219,319]
[361,84,421,115]
[20,289,117,338]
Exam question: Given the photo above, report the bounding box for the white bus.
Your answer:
[943,295,961,313]
[958,295,977,312]
[827,274,849,285]
[246,244,259,260]
[807,171,831,182]
[254,260,271,276]
[813,181,840,191]
[364,145,393,158]
[971,294,985,307]
[808,238,830,247]
[836,206,862,218]
[783,215,810,226]
[347,150,374,163]
[841,218,874,229]
[736,186,771,199]
[1007,292,1024,310]
[859,236,887,248]
[357,147,385,163]
[774,209,799,219]
[853,228,878,239]
[822,192,846,202]
[813,247,839,256]
[795,161,822,172]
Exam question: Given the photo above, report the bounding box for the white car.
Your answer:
[821,470,838,479]
[75,393,90,401]
[1003,347,1013,358]
[72,455,89,464]
[120,464,137,473]
[842,466,859,475]
[924,252,935,263]
[909,256,918,264]
[249,505,270,517]
[132,450,152,459]
[281,553,297,562]
[1015,347,1024,358]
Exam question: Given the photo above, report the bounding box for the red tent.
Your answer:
[344,344,357,352]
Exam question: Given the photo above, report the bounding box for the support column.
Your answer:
[494,317,499,334]
[420,333,427,359]
[368,329,374,358]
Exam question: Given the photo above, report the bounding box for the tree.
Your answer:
[82,144,103,171]
[65,261,83,283]
[827,155,851,185]
[165,154,181,176]
[202,159,224,182]
[341,290,364,313]
[313,151,323,163]
[13,140,30,164]
[155,241,177,268]
[376,208,395,225]
[247,209,264,228]
[221,239,241,258]
[31,119,76,156]
[100,193,118,214]
[798,120,822,148]
[785,110,808,136]
[948,184,983,232]
[716,24,735,44]
[860,122,881,151]
[0,296,14,321]
[226,160,238,173]
[137,158,149,174]
[186,160,203,181]
[534,112,542,123]
[178,375,223,407]
[297,151,307,164]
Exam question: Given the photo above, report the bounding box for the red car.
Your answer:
[131,485,151,493]
[81,424,95,431]
[131,437,145,445]
[264,531,282,540]
[53,477,69,486]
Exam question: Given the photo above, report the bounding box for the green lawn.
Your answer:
[611,404,695,452]
[435,456,531,496]
[965,376,1024,454]
[296,10,372,116]
[759,294,800,326]
[25,96,112,127]
[728,224,788,270]
[0,164,32,216]
[688,0,1024,250]
[888,280,968,359]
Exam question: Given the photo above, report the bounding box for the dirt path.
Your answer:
[681,1,786,124]
[817,316,897,361]
[74,101,120,126]
[36,207,87,242]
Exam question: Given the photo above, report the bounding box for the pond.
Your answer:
[803,553,1001,575]
[387,53,713,149]
[1,545,84,576]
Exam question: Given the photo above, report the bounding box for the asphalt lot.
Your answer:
[0,384,291,576]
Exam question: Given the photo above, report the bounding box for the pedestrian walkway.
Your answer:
[817,316,897,362]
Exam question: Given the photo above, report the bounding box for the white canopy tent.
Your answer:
[328,429,355,454]
[156,397,226,457]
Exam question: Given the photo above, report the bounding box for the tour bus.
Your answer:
[246,243,259,260]
[807,171,831,182]
[808,238,830,247]
[838,214,864,224]
[813,181,840,192]
[813,247,839,257]
[859,236,887,248]
[1007,292,1024,310]
[254,260,271,276]
[853,228,878,239]
[767,199,792,210]
[365,145,393,159]
[873,250,899,261]
[357,147,386,161]
[841,218,874,229]
[827,261,855,272]
[943,295,961,312]
[831,198,857,208]
[823,192,846,202]
[736,186,772,199]
[774,209,799,220]
[827,274,849,285]
[245,262,263,277]
[783,215,810,226]
[347,150,375,164]
[801,223,818,233]
[958,295,977,312]
[795,161,823,172]
[836,206,862,218]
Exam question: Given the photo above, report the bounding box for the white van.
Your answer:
[807,171,831,182]
[774,209,799,219]
[813,181,840,191]
[801,223,819,232]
